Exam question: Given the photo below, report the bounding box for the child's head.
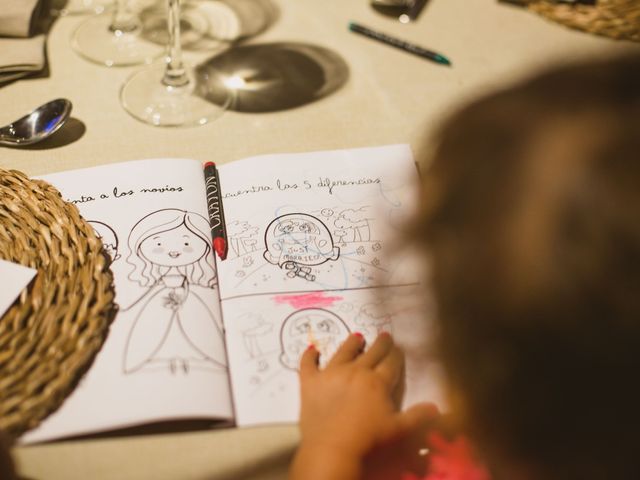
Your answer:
[415,54,640,479]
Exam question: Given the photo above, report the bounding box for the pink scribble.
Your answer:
[273,292,343,309]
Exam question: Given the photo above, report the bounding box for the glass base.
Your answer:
[53,0,112,16]
[120,63,232,127]
[72,14,163,67]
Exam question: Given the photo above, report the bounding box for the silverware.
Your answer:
[0,98,72,147]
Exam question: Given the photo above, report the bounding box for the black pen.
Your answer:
[348,22,451,66]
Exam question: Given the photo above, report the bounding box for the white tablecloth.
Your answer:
[3,1,638,478]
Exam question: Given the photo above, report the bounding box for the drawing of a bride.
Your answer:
[122,208,227,375]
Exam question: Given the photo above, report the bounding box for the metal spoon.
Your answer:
[0,98,72,147]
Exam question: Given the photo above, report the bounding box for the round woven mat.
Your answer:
[529,0,639,42]
[0,169,116,440]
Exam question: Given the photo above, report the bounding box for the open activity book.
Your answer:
[22,144,443,443]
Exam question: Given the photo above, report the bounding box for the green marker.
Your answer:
[348,22,451,66]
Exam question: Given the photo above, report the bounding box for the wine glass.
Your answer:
[72,0,163,67]
[120,0,231,127]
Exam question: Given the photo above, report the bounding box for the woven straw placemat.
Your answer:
[529,0,639,42]
[0,168,116,440]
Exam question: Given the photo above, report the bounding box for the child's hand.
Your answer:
[290,332,438,480]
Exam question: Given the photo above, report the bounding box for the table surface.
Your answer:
[3,0,638,478]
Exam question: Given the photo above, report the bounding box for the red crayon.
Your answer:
[203,161,228,261]
[213,237,227,261]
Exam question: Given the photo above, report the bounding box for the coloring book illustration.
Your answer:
[278,307,350,370]
[226,220,260,258]
[221,289,410,424]
[88,220,121,262]
[263,213,340,282]
[220,285,435,426]
[218,204,409,299]
[122,208,227,375]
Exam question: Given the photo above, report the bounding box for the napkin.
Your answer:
[0,0,45,86]
[0,35,46,85]
[0,0,42,37]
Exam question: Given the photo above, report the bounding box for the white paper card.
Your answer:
[0,259,36,318]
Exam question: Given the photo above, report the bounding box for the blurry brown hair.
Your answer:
[416,54,640,479]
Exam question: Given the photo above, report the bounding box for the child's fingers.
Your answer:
[299,345,320,378]
[391,359,406,408]
[326,333,365,368]
[375,344,405,392]
[356,332,393,368]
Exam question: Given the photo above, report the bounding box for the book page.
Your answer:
[224,285,445,426]
[22,159,233,444]
[216,144,421,300]
[216,145,444,425]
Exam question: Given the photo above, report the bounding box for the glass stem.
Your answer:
[163,0,190,87]
[110,0,139,33]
